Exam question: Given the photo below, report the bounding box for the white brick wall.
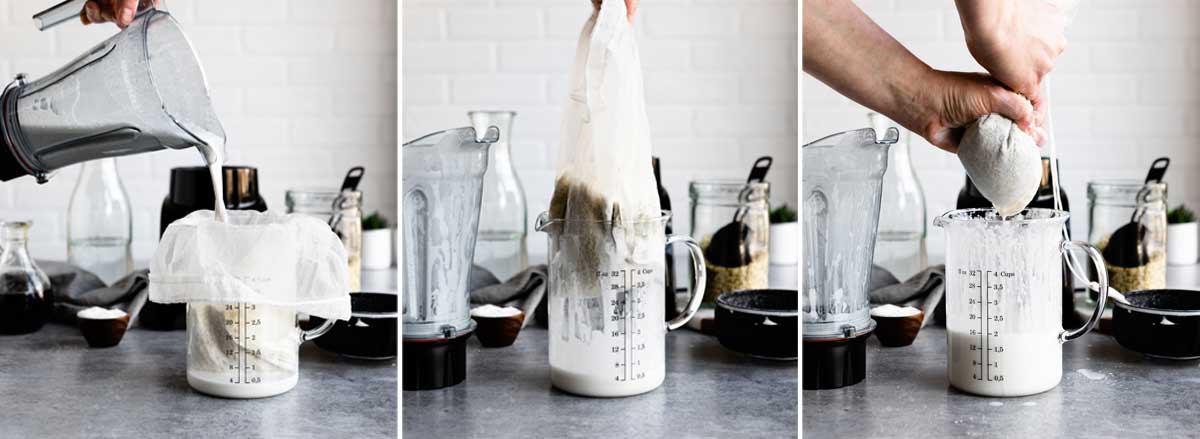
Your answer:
[0,0,398,262]
[402,0,800,255]
[802,0,1200,260]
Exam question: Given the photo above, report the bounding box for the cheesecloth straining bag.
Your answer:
[149,210,352,321]
[544,0,662,335]
[548,0,661,255]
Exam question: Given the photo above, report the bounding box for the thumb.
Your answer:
[988,88,1040,143]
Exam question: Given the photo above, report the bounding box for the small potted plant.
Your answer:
[1168,205,1197,265]
[769,204,798,265]
[362,212,393,270]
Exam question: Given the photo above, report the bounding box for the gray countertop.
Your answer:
[0,323,396,438]
[803,326,1200,438]
[403,326,798,439]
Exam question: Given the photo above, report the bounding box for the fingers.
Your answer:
[626,0,639,21]
[83,1,101,25]
[117,0,139,27]
[81,0,138,28]
[988,87,1036,134]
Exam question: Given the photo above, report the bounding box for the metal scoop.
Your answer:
[704,156,772,268]
[1103,157,1169,268]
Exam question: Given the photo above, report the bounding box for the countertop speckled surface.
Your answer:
[403,327,798,439]
[803,325,1200,437]
[0,323,396,438]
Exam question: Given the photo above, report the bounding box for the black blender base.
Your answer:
[802,332,870,390]
[403,333,471,390]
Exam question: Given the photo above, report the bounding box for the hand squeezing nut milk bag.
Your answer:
[549,0,660,273]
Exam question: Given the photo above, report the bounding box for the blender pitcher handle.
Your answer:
[1059,241,1109,343]
[665,235,706,332]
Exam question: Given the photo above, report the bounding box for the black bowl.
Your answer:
[311,292,397,360]
[1113,289,1200,360]
[715,289,797,360]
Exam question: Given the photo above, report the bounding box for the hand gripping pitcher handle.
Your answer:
[665,235,706,331]
[1060,241,1109,343]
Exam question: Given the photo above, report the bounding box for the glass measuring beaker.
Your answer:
[0,8,223,182]
[935,208,1109,397]
[536,212,706,397]
[186,303,334,399]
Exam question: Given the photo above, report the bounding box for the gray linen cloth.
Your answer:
[469,265,548,327]
[39,261,148,324]
[869,265,945,327]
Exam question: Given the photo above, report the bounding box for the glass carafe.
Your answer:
[868,113,927,281]
[935,208,1108,397]
[68,158,133,285]
[536,212,706,397]
[468,111,528,281]
[0,221,52,335]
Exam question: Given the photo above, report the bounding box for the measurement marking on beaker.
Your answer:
[981,270,987,382]
[238,303,244,384]
[624,269,630,383]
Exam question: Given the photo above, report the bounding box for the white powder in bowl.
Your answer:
[77,307,127,320]
[471,304,522,318]
[870,304,921,318]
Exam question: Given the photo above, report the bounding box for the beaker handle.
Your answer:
[301,317,337,342]
[665,235,706,332]
[1059,241,1109,343]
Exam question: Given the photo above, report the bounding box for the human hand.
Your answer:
[82,0,148,28]
[591,0,639,22]
[905,70,1040,153]
[956,0,1068,118]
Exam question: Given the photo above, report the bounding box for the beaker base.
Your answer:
[187,372,298,399]
[949,378,1060,398]
[550,366,663,397]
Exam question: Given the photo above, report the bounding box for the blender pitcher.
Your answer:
[402,126,497,390]
[0,7,223,183]
[935,208,1109,397]
[802,127,895,390]
[536,212,706,397]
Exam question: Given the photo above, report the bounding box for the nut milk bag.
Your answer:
[548,0,661,324]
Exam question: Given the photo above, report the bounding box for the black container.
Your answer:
[715,289,797,360]
[1113,289,1200,360]
[403,334,471,390]
[311,293,397,360]
[803,332,871,390]
[140,166,268,330]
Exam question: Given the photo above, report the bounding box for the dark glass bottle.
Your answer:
[957,158,1076,325]
[0,221,52,335]
[653,157,677,320]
